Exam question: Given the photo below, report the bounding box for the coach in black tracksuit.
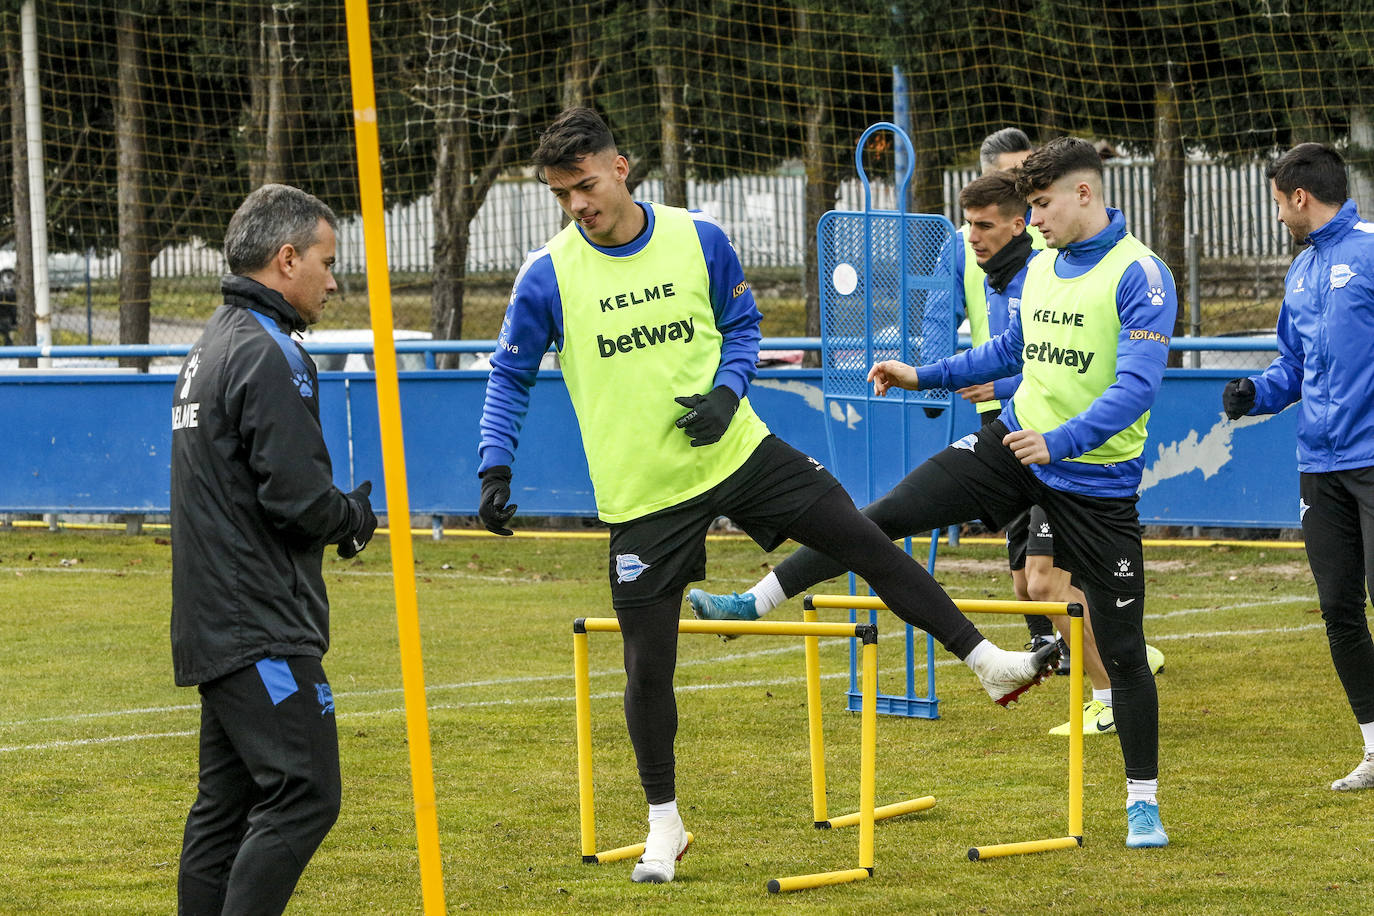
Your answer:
[172,184,376,916]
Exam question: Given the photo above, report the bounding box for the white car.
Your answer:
[299,328,434,372]
[0,243,88,291]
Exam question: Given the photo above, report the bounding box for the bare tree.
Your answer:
[245,2,298,187]
[5,20,35,363]
[116,8,151,371]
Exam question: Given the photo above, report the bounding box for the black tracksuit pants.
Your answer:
[178,655,341,916]
[1301,467,1374,725]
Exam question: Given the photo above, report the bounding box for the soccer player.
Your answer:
[1223,142,1374,791]
[963,131,1067,667]
[171,184,378,915]
[475,107,1061,884]
[692,137,1176,847]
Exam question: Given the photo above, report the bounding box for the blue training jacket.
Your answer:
[478,203,762,472]
[915,209,1177,498]
[1246,199,1374,473]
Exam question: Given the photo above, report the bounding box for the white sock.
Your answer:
[964,639,996,674]
[1126,778,1158,806]
[1359,720,1374,756]
[648,799,678,823]
[748,571,786,616]
[1093,688,1112,707]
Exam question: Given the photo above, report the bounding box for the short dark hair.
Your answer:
[224,184,336,276]
[1015,136,1103,197]
[979,127,1032,172]
[959,171,1025,218]
[531,107,617,180]
[1266,142,1347,206]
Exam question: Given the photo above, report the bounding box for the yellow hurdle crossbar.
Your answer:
[804,594,1086,860]
[572,616,920,893]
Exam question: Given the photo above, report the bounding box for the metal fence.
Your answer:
[943,161,1291,260]
[76,160,1291,281]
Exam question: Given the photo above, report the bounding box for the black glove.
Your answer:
[1222,378,1256,420]
[337,480,377,558]
[674,386,740,447]
[479,465,517,536]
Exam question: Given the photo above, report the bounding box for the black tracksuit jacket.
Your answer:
[170,275,356,686]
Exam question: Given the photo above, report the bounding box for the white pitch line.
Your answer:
[0,621,1331,755]
[0,592,1318,731]
[0,730,196,753]
[0,637,854,729]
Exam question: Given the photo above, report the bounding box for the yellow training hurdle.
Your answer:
[803,594,1085,860]
[573,616,924,893]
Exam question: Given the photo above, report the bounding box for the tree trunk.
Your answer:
[245,3,294,187]
[116,10,151,370]
[432,114,520,366]
[6,26,36,364]
[560,19,594,110]
[431,118,469,364]
[1152,73,1186,368]
[1347,109,1374,219]
[802,95,837,369]
[649,0,687,208]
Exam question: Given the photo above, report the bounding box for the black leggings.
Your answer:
[1301,469,1374,724]
[616,485,986,803]
[776,445,1159,781]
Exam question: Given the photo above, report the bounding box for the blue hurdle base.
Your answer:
[847,690,939,718]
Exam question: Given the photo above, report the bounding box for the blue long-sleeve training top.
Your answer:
[917,209,1177,497]
[1246,198,1374,473]
[478,202,762,472]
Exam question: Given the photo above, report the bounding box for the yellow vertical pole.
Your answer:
[341,2,445,911]
[859,640,877,871]
[574,629,597,860]
[803,606,828,825]
[1068,614,1084,840]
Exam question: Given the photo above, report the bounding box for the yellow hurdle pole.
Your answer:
[968,836,1082,860]
[1068,605,1085,840]
[805,594,1073,617]
[767,623,880,893]
[859,638,878,872]
[825,796,936,830]
[341,3,444,911]
[577,616,867,639]
[767,867,870,894]
[967,610,1086,861]
[803,606,828,826]
[573,628,596,862]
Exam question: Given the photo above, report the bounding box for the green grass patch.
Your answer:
[0,529,1366,914]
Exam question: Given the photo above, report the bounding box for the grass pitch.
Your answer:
[0,529,1369,914]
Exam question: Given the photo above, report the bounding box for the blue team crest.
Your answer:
[315,682,334,715]
[293,370,314,399]
[615,553,651,584]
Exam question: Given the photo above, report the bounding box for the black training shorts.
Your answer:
[606,436,840,608]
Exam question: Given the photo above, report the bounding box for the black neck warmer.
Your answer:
[981,229,1035,295]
